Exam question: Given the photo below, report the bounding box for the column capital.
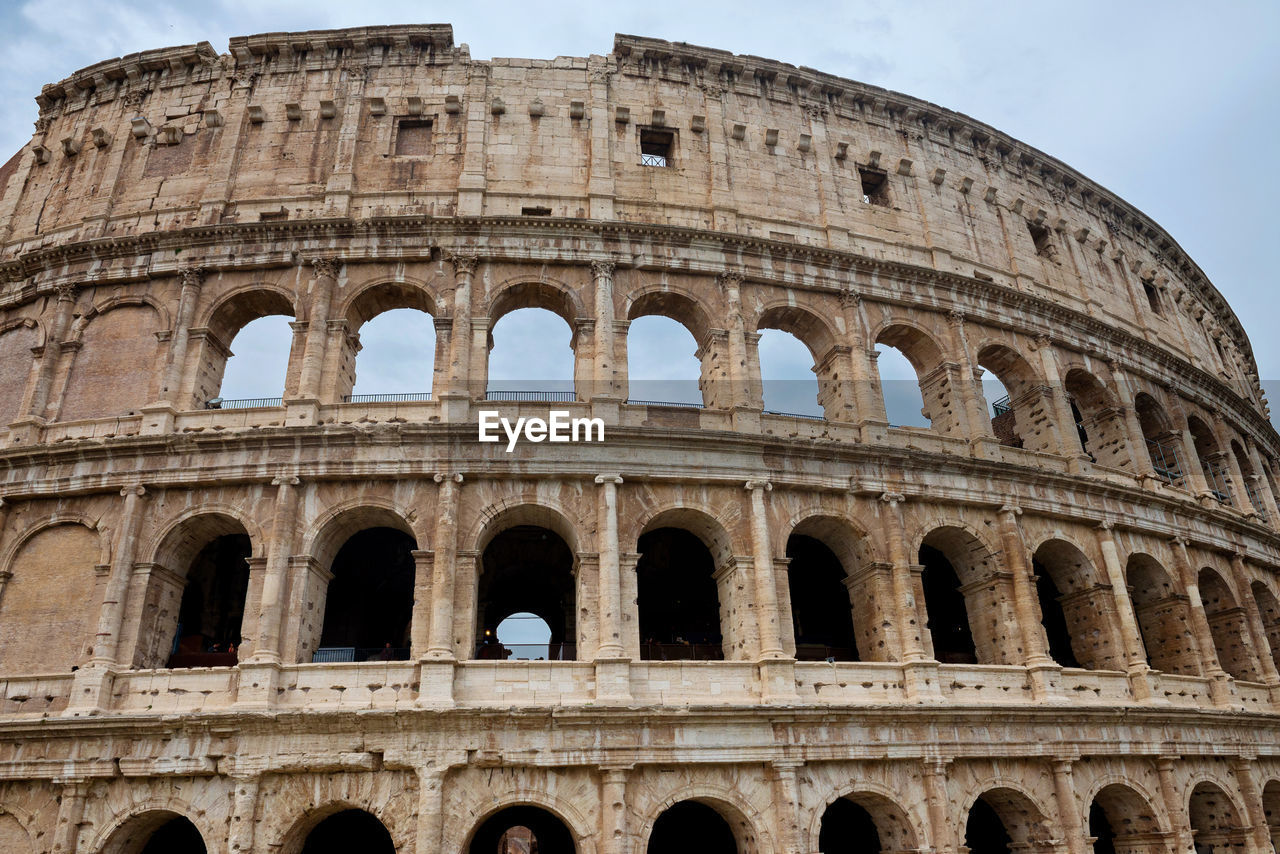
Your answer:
[1169,534,1190,548]
[271,474,301,487]
[119,483,147,499]
[54,281,77,302]
[1096,519,1115,532]
[434,472,464,484]
[947,309,965,326]
[309,257,340,280]
[745,479,772,492]
[446,251,480,276]
[594,473,624,486]
[179,266,206,289]
[1000,504,1022,517]
[718,269,745,289]
[839,290,861,309]
[589,259,617,278]
[880,491,905,506]
[1031,332,1052,350]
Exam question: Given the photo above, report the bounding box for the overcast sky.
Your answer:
[3,1,1277,428]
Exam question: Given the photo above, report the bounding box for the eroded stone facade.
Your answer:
[0,23,1278,854]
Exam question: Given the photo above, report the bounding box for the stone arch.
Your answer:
[639,785,768,854]
[1250,580,1280,675]
[874,321,958,434]
[638,505,738,571]
[975,341,1056,453]
[1188,415,1231,503]
[1063,367,1132,470]
[471,499,583,556]
[197,283,300,407]
[811,786,921,854]
[1198,567,1261,681]
[1187,780,1248,854]
[135,509,256,669]
[962,783,1057,854]
[454,790,596,854]
[625,286,715,407]
[1084,780,1166,852]
[755,302,843,420]
[0,318,39,428]
[1134,392,1185,485]
[305,501,421,571]
[0,517,103,674]
[1126,552,1200,675]
[916,523,1011,665]
[625,285,714,350]
[278,802,403,854]
[1261,779,1280,850]
[60,299,164,420]
[755,303,839,364]
[91,806,210,854]
[339,277,441,329]
[487,277,584,326]
[0,810,33,854]
[1230,440,1268,517]
[1031,537,1124,671]
[334,277,442,400]
[784,512,880,661]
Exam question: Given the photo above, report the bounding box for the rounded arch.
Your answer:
[304,499,423,570]
[975,341,1043,402]
[1084,780,1166,840]
[1126,552,1199,676]
[809,785,922,854]
[755,302,839,364]
[89,805,211,854]
[637,504,739,569]
[1031,537,1104,594]
[962,782,1057,850]
[1251,580,1280,674]
[1187,780,1248,854]
[1134,392,1173,436]
[784,510,877,571]
[470,499,583,556]
[487,277,584,327]
[202,283,301,344]
[625,284,715,349]
[0,316,42,346]
[338,277,440,331]
[976,341,1053,452]
[69,295,170,343]
[277,802,404,854]
[638,785,768,854]
[912,522,1002,584]
[1031,537,1116,670]
[1199,566,1260,681]
[873,321,946,373]
[1,512,106,573]
[454,791,596,854]
[149,508,262,571]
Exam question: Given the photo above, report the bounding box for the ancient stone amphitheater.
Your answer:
[0,22,1277,854]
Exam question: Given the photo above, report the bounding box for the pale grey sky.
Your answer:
[4,1,1277,426]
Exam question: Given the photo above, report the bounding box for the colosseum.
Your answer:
[0,21,1277,854]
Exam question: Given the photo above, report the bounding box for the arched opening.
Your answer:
[315,527,416,662]
[875,324,955,434]
[648,801,737,854]
[758,329,822,418]
[1188,416,1231,504]
[919,527,1007,665]
[1089,783,1163,854]
[1251,582,1280,675]
[487,284,577,401]
[169,533,251,668]
[818,792,916,854]
[626,314,704,407]
[300,809,394,854]
[100,812,206,854]
[965,789,1054,854]
[206,289,297,408]
[1231,440,1267,518]
[468,805,575,854]
[637,526,725,660]
[1261,780,1280,853]
[1126,554,1200,675]
[1198,568,1260,681]
[61,304,163,420]
[1063,369,1131,470]
[496,612,554,661]
[786,534,857,661]
[1135,393,1185,486]
[1031,540,1123,671]
[349,309,436,401]
[977,344,1052,453]
[477,526,576,660]
[1188,782,1245,854]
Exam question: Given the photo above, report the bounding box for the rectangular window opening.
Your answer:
[394,118,433,156]
[858,168,889,206]
[1027,221,1053,257]
[521,206,552,217]
[1143,282,1163,315]
[640,129,674,167]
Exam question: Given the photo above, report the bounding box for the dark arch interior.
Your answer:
[786,534,858,661]
[170,534,251,667]
[300,809,394,854]
[637,527,724,660]
[469,805,575,854]
[139,815,207,854]
[1032,559,1080,668]
[1089,801,1117,854]
[477,526,576,660]
[818,797,881,854]
[318,527,416,660]
[919,544,977,664]
[965,797,1012,854]
[647,801,737,854]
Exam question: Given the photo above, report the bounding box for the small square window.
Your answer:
[394,119,433,156]
[640,129,674,167]
[1143,282,1162,315]
[858,168,889,206]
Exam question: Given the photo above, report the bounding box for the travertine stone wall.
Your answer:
[0,24,1277,854]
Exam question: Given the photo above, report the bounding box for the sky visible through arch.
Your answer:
[4,1,1277,429]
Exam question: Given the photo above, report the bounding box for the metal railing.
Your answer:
[342,392,432,403]
[473,642,576,661]
[639,642,724,661]
[1146,438,1186,487]
[640,153,668,167]
[1203,463,1232,505]
[484,390,577,402]
[625,399,704,409]
[206,396,284,410]
[991,394,1012,416]
[312,646,411,663]
[1246,479,1270,521]
[764,409,825,421]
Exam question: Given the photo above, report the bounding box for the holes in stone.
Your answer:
[1143,282,1163,315]
[521,206,552,216]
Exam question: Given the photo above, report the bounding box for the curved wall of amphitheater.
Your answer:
[0,23,1279,854]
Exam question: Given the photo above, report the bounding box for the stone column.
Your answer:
[1050,758,1087,854]
[947,311,994,441]
[1163,390,1213,498]
[770,760,804,854]
[1246,441,1280,521]
[249,475,301,665]
[600,766,632,854]
[1032,334,1086,461]
[998,506,1061,701]
[409,549,435,660]
[294,258,339,404]
[25,283,78,421]
[50,777,89,854]
[747,481,795,700]
[1232,553,1280,687]
[591,261,621,417]
[595,474,625,659]
[838,292,886,425]
[1212,414,1251,512]
[922,758,954,854]
[228,774,261,854]
[720,271,761,429]
[1107,360,1157,481]
[89,484,148,666]
[416,765,447,854]
[883,493,938,700]
[155,266,205,409]
[1155,757,1193,854]
[620,552,641,659]
[442,253,478,418]
[421,473,462,706]
[1171,536,1233,706]
[1094,522,1157,699]
[1231,757,1272,854]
